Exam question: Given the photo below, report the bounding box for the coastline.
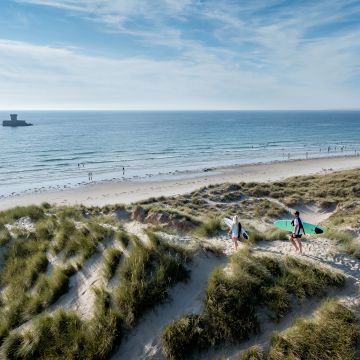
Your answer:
[1,155,359,211]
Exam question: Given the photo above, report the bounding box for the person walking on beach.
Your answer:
[228,215,241,251]
[290,210,305,254]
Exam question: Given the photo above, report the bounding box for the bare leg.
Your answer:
[290,235,299,252]
[296,239,303,254]
[232,237,238,251]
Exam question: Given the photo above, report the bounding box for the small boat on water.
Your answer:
[2,114,33,127]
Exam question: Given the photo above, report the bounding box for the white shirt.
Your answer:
[293,218,304,235]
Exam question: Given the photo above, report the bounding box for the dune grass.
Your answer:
[161,250,345,360]
[239,346,264,360]
[0,227,11,246]
[25,267,69,314]
[0,205,45,226]
[1,239,49,290]
[248,227,289,243]
[240,301,359,360]
[0,230,190,358]
[194,217,223,238]
[102,248,122,280]
[113,232,190,327]
[115,230,130,248]
[52,220,112,261]
[34,217,58,241]
[268,301,359,360]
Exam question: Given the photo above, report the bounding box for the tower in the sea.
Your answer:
[2,114,33,127]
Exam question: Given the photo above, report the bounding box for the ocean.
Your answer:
[1,110,359,197]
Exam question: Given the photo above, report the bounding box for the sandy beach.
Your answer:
[1,155,359,211]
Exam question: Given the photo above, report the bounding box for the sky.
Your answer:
[0,0,360,110]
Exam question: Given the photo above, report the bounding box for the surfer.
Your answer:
[228,215,241,251]
[290,210,305,253]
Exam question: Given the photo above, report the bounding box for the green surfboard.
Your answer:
[273,219,326,235]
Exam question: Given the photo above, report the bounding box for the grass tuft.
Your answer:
[161,251,345,359]
[102,248,122,280]
[195,217,223,238]
[267,301,359,360]
[113,233,189,327]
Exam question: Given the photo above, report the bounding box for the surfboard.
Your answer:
[224,217,249,240]
[273,219,326,235]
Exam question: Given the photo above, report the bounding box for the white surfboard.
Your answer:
[224,217,249,240]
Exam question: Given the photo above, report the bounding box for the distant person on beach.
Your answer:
[228,215,241,251]
[290,210,305,254]
[123,166,125,176]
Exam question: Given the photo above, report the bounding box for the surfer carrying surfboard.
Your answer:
[290,211,305,254]
[227,215,241,251]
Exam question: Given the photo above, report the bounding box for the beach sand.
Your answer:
[1,155,359,211]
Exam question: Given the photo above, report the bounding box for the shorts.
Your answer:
[292,234,302,239]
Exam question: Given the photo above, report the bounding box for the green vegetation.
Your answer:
[1,168,360,358]
[239,301,359,360]
[113,232,189,326]
[138,193,289,227]
[248,227,289,243]
[0,229,190,358]
[161,251,345,360]
[0,205,45,226]
[115,230,130,248]
[0,210,115,343]
[102,248,122,280]
[0,227,11,246]
[52,220,112,261]
[195,217,223,238]
[239,346,264,360]
[136,169,360,232]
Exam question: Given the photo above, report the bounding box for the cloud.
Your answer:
[0,37,359,110]
[4,0,360,109]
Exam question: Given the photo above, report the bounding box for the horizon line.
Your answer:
[1,108,360,112]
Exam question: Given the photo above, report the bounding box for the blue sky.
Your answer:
[0,0,360,109]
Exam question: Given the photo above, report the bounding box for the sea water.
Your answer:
[0,110,359,197]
